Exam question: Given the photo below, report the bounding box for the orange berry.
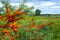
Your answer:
[2,29,10,36]
[10,36,15,40]
[0,16,3,20]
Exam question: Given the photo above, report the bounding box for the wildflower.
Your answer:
[2,29,10,36]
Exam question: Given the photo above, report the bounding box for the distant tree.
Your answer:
[35,9,41,15]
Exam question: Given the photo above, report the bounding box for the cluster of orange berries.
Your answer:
[0,6,25,40]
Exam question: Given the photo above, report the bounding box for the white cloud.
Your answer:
[10,0,23,3]
[24,2,56,10]
[0,2,2,7]
[10,3,20,6]
[25,2,34,7]
[39,2,56,7]
[33,2,56,9]
[50,6,60,9]
[9,2,56,9]
[0,1,59,14]
[0,3,21,7]
[10,3,21,8]
[10,2,34,7]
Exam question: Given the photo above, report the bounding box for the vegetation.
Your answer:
[35,9,41,15]
[0,0,60,40]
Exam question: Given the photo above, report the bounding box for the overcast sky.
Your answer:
[0,0,60,14]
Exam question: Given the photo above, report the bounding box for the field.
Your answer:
[0,15,60,40]
[0,0,60,40]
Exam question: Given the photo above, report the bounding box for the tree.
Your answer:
[35,9,41,15]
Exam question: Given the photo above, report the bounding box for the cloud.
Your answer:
[25,2,56,9]
[33,2,56,9]
[9,1,60,14]
[10,3,20,6]
[10,0,23,3]
[0,0,60,14]
[39,2,56,7]
[50,6,60,9]
[10,2,34,8]
[25,2,34,7]
[0,2,1,7]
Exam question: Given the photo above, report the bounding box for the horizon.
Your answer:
[0,0,60,14]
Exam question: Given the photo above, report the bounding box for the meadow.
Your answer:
[0,15,60,40]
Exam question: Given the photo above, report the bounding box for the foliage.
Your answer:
[35,9,41,15]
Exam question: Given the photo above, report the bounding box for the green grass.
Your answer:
[0,16,60,40]
[17,16,60,40]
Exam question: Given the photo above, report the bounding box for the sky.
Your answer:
[0,0,60,14]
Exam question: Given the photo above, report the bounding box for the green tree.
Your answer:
[35,9,41,15]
